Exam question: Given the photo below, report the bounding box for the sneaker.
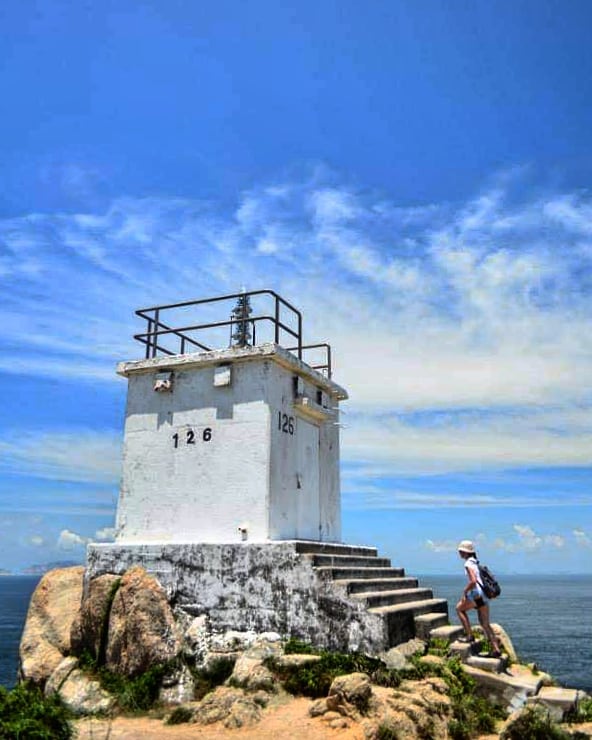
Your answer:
[457,635,476,643]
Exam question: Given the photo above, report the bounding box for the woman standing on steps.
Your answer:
[455,540,502,658]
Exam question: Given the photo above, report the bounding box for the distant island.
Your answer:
[0,559,83,576]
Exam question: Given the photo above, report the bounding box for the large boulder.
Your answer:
[70,573,121,660]
[311,674,452,738]
[19,566,84,685]
[105,566,181,676]
[363,678,452,740]
[227,653,276,692]
[328,672,372,713]
[192,686,262,728]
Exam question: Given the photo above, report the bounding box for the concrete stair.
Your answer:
[294,541,449,648]
[352,587,434,609]
[425,619,589,719]
[315,566,407,580]
[414,611,450,638]
[334,577,419,594]
[427,628,509,673]
[310,554,393,568]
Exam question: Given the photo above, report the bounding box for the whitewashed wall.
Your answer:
[115,345,346,544]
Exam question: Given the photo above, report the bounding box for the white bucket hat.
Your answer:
[457,540,475,554]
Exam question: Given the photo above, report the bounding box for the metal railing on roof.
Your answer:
[134,289,332,377]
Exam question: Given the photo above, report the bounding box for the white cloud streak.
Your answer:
[2,171,592,479]
[57,528,89,550]
[0,431,121,484]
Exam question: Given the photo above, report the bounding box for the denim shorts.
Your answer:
[467,586,487,606]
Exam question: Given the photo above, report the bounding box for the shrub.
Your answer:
[570,697,592,723]
[377,721,400,739]
[283,638,319,655]
[165,705,193,725]
[0,682,73,740]
[94,663,169,713]
[500,706,571,740]
[428,638,450,657]
[266,649,387,698]
[190,656,236,701]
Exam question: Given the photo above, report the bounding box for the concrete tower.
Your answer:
[115,342,347,545]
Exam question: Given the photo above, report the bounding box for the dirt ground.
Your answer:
[74,697,592,740]
[74,696,364,739]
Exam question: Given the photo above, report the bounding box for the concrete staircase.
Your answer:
[426,623,589,719]
[295,541,449,648]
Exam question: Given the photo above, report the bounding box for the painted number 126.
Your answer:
[278,412,294,435]
[172,428,212,448]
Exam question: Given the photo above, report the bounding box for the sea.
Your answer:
[1,574,591,691]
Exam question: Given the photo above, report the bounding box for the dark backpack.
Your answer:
[478,561,501,599]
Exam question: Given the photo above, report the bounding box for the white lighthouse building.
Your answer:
[115,342,347,545]
[88,290,447,653]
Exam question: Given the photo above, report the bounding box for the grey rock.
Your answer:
[159,663,196,705]
[381,647,411,671]
[227,654,275,692]
[463,663,544,712]
[395,638,426,658]
[45,656,79,697]
[192,686,261,727]
[328,672,372,712]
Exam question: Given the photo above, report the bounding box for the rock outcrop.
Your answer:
[192,686,263,728]
[19,566,84,685]
[104,566,181,676]
[309,673,452,738]
[17,563,592,739]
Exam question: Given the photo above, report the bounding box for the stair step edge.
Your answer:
[368,598,448,615]
[352,588,432,600]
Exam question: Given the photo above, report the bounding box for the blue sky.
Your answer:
[1,0,591,574]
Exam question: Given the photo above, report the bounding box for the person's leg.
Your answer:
[456,597,475,639]
[476,604,502,654]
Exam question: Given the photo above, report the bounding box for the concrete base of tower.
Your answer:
[85,540,399,654]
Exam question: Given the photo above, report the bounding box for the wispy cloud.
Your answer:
[573,528,592,548]
[343,486,592,510]
[0,431,120,484]
[57,528,89,550]
[2,170,592,485]
[426,525,583,556]
[342,404,592,475]
[492,524,567,552]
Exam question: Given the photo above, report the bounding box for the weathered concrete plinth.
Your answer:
[86,541,435,655]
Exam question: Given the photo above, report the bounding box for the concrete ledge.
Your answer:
[117,342,348,400]
[527,686,590,721]
[463,663,544,713]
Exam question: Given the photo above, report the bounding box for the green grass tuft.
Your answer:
[93,663,168,713]
[283,638,320,655]
[427,637,450,657]
[500,706,571,739]
[189,656,236,701]
[165,705,193,725]
[265,649,387,699]
[376,721,400,739]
